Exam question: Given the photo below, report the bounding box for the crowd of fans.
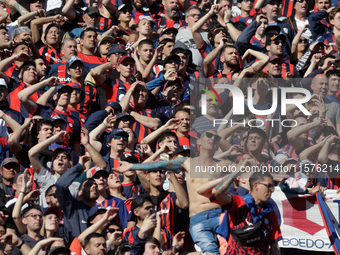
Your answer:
[0,0,339,254]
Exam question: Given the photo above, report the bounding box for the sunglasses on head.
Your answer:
[113,134,128,141]
[272,40,286,46]
[204,132,221,141]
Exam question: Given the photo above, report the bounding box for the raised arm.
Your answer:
[90,62,111,86]
[224,10,241,42]
[8,118,31,154]
[203,38,226,77]
[89,114,115,152]
[0,52,29,72]
[18,77,57,114]
[191,4,220,49]
[141,118,179,144]
[31,15,62,43]
[142,44,163,80]
[61,0,76,20]
[17,9,45,27]
[81,128,107,169]
[169,171,189,209]
[291,24,310,62]
[28,131,68,175]
[317,135,336,164]
[299,138,326,161]
[0,110,21,131]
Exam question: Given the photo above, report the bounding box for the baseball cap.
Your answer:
[138,15,156,27]
[120,153,139,163]
[269,55,283,63]
[107,44,126,56]
[164,54,181,65]
[116,113,135,123]
[109,128,128,138]
[163,78,182,92]
[172,145,192,158]
[117,56,135,66]
[98,35,114,47]
[90,167,109,179]
[53,84,73,95]
[67,82,85,102]
[43,206,63,219]
[66,56,83,70]
[160,27,178,37]
[264,25,281,36]
[48,247,70,255]
[129,194,154,222]
[1,158,20,168]
[85,6,100,16]
[69,28,83,39]
[0,78,8,89]
[104,101,122,112]
[49,115,66,125]
[263,0,282,7]
[116,4,133,18]
[88,205,107,224]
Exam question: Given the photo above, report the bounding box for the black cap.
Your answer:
[172,145,193,158]
[164,54,181,65]
[107,44,126,56]
[264,25,281,36]
[263,0,282,6]
[50,115,66,125]
[116,113,135,123]
[120,153,139,163]
[103,101,122,112]
[48,247,70,255]
[85,7,100,16]
[129,194,153,222]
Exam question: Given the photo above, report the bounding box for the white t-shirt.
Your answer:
[295,17,312,42]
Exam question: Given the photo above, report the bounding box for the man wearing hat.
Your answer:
[84,7,101,29]
[90,168,128,229]
[122,194,172,250]
[91,55,135,103]
[65,56,98,115]
[159,27,178,42]
[103,128,129,173]
[262,0,295,44]
[78,27,106,74]
[116,113,135,129]
[0,158,20,202]
[264,55,289,86]
[18,78,82,154]
[45,38,78,84]
[91,44,127,82]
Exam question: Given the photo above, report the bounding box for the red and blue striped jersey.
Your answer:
[4,63,19,83]
[95,195,128,229]
[317,33,337,51]
[232,15,253,26]
[78,52,106,73]
[121,181,146,198]
[281,0,294,18]
[8,81,44,118]
[224,195,282,255]
[97,16,113,34]
[38,44,61,66]
[154,17,186,31]
[67,107,89,128]
[45,61,71,84]
[0,50,11,61]
[102,78,130,103]
[123,225,172,250]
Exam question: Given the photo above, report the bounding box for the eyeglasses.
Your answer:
[188,13,201,18]
[69,64,83,69]
[113,134,128,141]
[272,40,286,46]
[258,182,275,190]
[203,132,221,141]
[243,0,254,3]
[121,9,132,14]
[48,193,57,198]
[296,0,307,3]
[26,214,43,219]
[267,33,279,38]
[299,39,308,44]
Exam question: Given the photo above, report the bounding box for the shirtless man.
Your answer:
[115,130,246,254]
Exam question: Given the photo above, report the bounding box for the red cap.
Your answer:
[117,56,135,66]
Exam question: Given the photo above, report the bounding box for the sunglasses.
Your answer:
[175,170,185,175]
[296,0,307,3]
[203,132,221,141]
[267,32,278,38]
[299,39,308,44]
[121,9,132,14]
[107,228,120,233]
[113,134,128,141]
[48,193,57,198]
[272,40,286,46]
[164,31,176,35]
[258,182,275,190]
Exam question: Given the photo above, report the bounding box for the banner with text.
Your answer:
[269,188,340,252]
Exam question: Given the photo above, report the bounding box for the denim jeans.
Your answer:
[189,208,221,255]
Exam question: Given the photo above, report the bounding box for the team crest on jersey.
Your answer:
[69,123,73,128]
[81,118,85,123]
[163,198,168,203]
[100,59,104,62]
[247,19,252,24]
[173,23,180,29]
[86,91,90,95]
[190,142,196,148]
[264,218,269,224]
[146,110,151,114]
[100,23,104,27]
[283,28,288,34]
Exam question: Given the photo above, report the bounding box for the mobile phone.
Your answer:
[149,209,157,219]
